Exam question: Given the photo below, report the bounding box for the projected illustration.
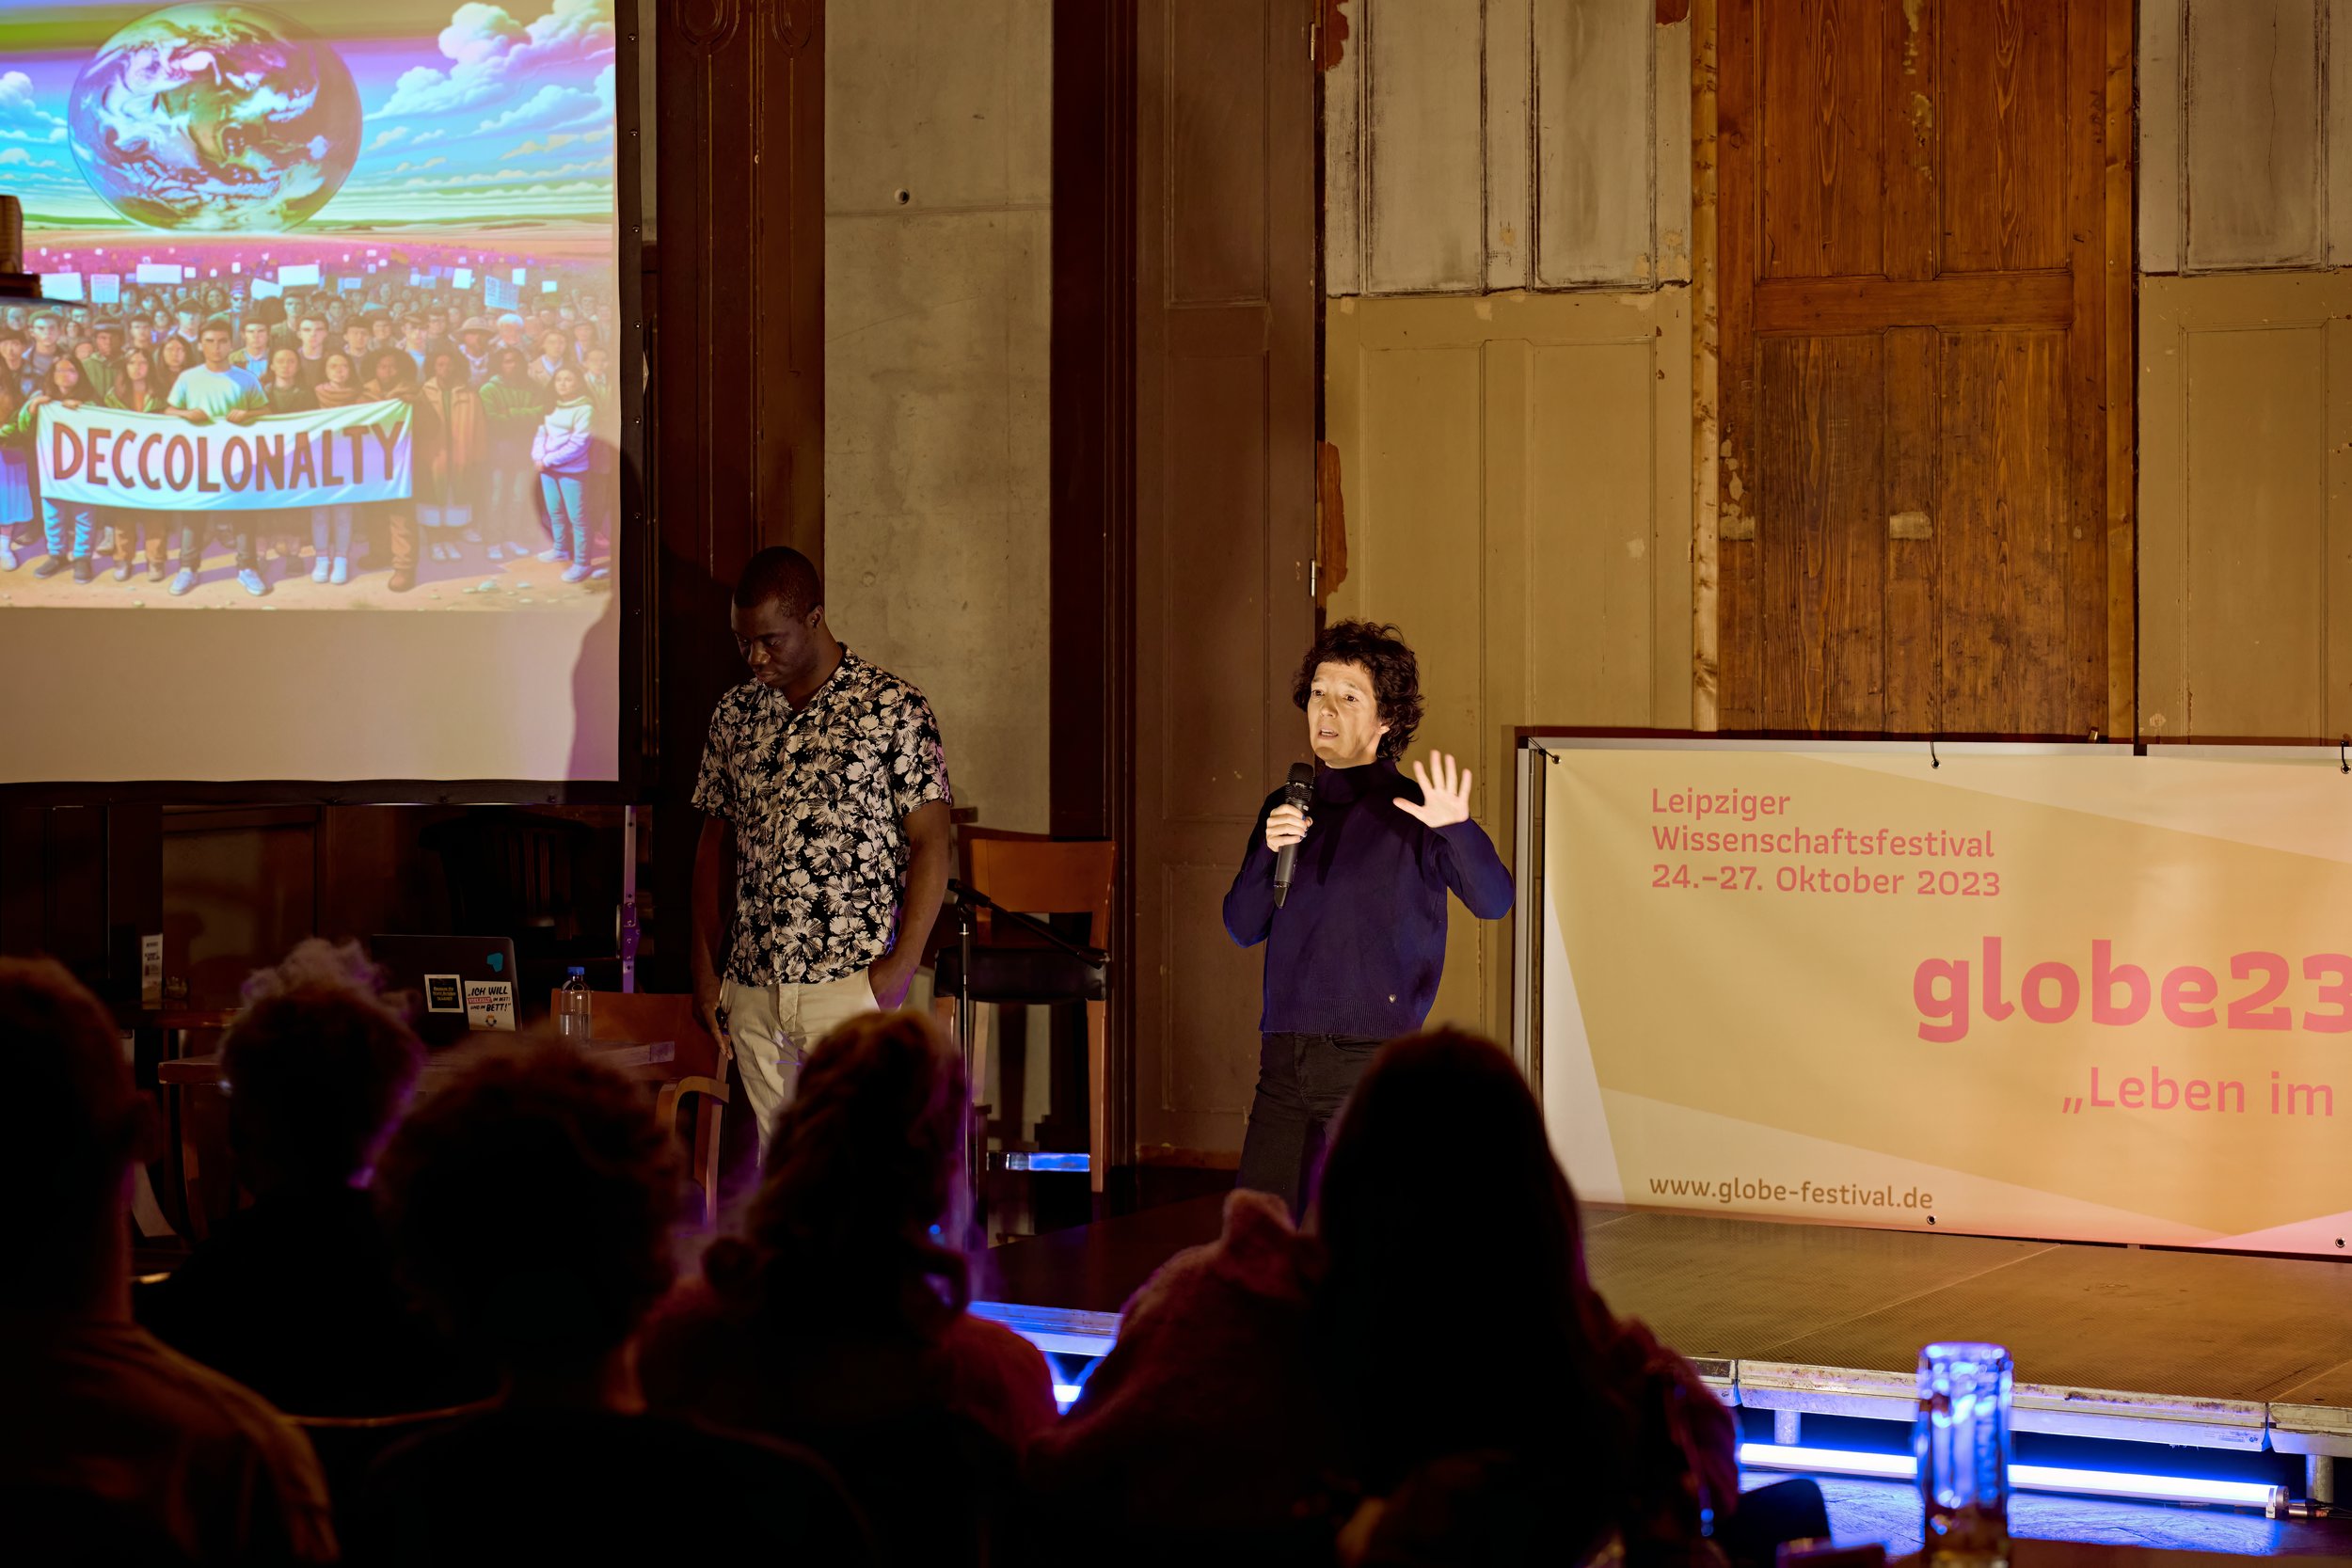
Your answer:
[0,0,619,609]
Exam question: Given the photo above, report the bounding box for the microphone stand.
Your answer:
[942,879,1112,1216]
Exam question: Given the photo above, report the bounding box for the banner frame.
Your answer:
[1511,730,2352,1255]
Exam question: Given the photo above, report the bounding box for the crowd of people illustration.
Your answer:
[0,273,620,597]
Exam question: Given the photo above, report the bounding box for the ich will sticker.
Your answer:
[464,981,516,1033]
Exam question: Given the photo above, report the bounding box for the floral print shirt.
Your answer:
[692,650,953,986]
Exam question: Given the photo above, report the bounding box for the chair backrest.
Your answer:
[293,1400,498,1532]
[960,831,1116,950]
[795,1404,1020,1568]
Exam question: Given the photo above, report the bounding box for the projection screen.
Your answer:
[0,0,630,787]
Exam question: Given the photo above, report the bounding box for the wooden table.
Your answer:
[157,1035,676,1087]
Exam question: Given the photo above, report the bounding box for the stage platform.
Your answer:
[972,1197,2352,1462]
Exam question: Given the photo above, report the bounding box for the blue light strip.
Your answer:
[999,1152,1092,1173]
[1737,1444,2287,1514]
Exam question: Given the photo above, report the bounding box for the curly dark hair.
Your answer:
[224,940,421,1190]
[375,1040,681,1372]
[1293,619,1423,760]
[704,1011,970,1340]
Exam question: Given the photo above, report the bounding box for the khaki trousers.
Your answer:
[722,970,879,1156]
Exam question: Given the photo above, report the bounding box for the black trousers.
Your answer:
[1233,1031,1382,1217]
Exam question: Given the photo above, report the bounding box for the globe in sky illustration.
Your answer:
[67,4,362,233]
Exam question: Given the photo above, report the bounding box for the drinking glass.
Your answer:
[1915,1340,2011,1567]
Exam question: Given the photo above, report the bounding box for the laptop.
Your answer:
[370,934,521,1047]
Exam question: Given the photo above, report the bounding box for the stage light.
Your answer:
[1737,1445,2287,1514]
[1741,1445,1912,1481]
[2009,1464,2286,1512]
[1053,1384,1083,1411]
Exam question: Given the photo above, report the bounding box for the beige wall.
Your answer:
[2138,272,2352,739]
[824,0,1052,832]
[1326,289,1694,1037]
[2139,0,2352,276]
[1326,0,1691,294]
[2137,2,2352,738]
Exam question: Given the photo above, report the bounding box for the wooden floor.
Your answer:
[973,1197,2352,1458]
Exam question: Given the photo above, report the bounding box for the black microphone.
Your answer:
[1272,761,1315,909]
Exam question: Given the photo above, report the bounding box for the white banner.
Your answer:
[36,400,412,514]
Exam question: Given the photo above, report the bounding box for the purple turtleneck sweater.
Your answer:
[1222,758,1515,1038]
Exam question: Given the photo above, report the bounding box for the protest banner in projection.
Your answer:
[36,400,412,513]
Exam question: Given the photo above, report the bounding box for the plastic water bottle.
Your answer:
[560,966,592,1043]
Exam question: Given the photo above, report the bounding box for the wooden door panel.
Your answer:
[1719,0,2131,738]
[1135,0,1315,1160]
[1935,330,2070,732]
[1883,325,1941,731]
[1158,347,1274,822]
[1938,0,2069,273]
[1757,0,1885,280]
[1168,0,1271,305]
[1756,335,1886,731]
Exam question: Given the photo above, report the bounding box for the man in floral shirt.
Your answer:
[691,547,955,1149]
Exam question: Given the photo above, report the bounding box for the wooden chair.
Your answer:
[930,832,1116,1192]
[550,990,732,1227]
[294,1399,500,1529]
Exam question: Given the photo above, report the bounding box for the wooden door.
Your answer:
[1714,0,2133,737]
[644,0,826,994]
[1131,0,1319,1162]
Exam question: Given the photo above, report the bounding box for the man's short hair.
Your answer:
[1292,619,1425,760]
[376,1042,679,1372]
[296,313,326,332]
[733,546,822,617]
[0,958,147,1286]
[222,941,421,1188]
[200,318,234,340]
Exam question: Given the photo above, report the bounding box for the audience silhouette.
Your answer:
[1312,1030,1739,1566]
[1029,1028,1743,1567]
[0,937,1813,1568]
[0,958,337,1565]
[354,1039,871,1565]
[138,941,492,1418]
[641,1010,1056,1565]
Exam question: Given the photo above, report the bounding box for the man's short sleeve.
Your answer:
[690,700,735,823]
[165,374,192,411]
[887,690,953,821]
